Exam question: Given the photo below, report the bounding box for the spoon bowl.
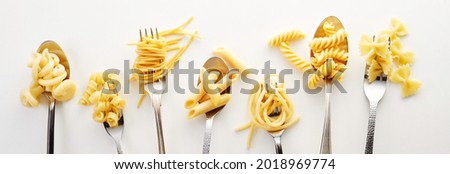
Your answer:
[310,16,348,154]
[37,40,70,154]
[200,57,231,154]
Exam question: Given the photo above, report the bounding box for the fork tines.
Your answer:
[139,28,159,41]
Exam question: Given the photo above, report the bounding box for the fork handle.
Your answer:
[273,136,283,154]
[320,92,332,154]
[47,99,56,154]
[152,94,165,154]
[365,104,378,154]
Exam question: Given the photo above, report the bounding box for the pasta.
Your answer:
[279,42,312,72]
[359,18,420,97]
[130,17,198,107]
[380,18,408,40]
[185,68,240,119]
[389,65,421,97]
[213,47,248,74]
[307,22,348,89]
[309,29,347,52]
[20,49,76,107]
[359,34,390,60]
[269,29,312,73]
[323,22,336,36]
[79,72,126,128]
[390,39,414,65]
[268,29,305,47]
[236,75,300,148]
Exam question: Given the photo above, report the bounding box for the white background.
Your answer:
[1,0,449,154]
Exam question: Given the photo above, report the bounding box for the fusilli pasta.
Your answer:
[20,49,76,107]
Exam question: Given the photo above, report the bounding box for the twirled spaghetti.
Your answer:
[236,76,300,149]
[130,17,199,107]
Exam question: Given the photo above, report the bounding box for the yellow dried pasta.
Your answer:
[307,22,348,89]
[185,69,239,119]
[130,17,199,107]
[236,76,299,149]
[360,18,420,97]
[268,29,305,47]
[278,42,312,72]
[20,49,76,107]
[79,72,126,128]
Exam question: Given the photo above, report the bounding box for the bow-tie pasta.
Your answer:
[20,49,76,107]
[359,18,421,97]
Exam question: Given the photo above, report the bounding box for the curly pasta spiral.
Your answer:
[268,29,305,47]
[312,47,348,68]
[236,76,300,148]
[20,49,76,107]
[309,29,347,52]
[278,42,312,72]
[323,22,336,36]
[80,72,126,128]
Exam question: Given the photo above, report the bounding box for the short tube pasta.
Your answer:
[187,94,231,119]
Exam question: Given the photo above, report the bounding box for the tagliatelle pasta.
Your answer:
[79,72,126,128]
[20,49,76,107]
[359,18,421,97]
[236,76,300,149]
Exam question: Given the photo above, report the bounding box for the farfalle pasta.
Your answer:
[185,68,239,119]
[359,18,421,97]
[236,76,300,148]
[20,49,76,107]
[79,72,126,128]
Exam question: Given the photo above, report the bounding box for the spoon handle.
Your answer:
[202,116,214,154]
[320,82,332,154]
[47,99,56,154]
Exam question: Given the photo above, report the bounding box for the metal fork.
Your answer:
[266,82,284,154]
[363,36,388,154]
[104,110,124,154]
[142,28,166,154]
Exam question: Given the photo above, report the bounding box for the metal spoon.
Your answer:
[310,16,348,154]
[200,57,230,154]
[37,40,70,154]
